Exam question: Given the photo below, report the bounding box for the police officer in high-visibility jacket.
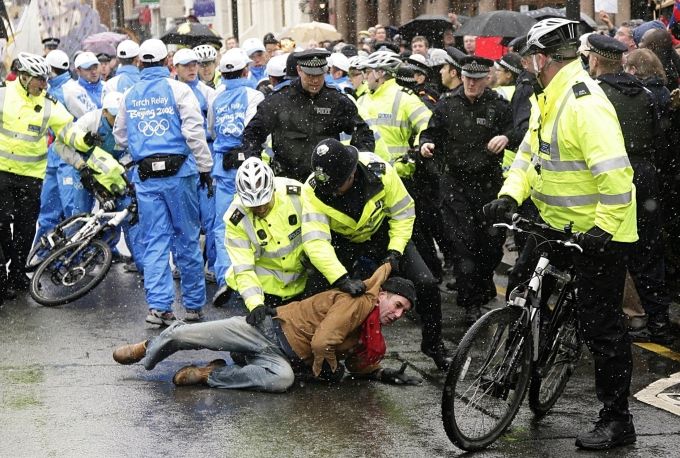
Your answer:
[300,139,451,371]
[0,52,97,293]
[213,158,307,321]
[483,19,637,451]
[113,39,214,326]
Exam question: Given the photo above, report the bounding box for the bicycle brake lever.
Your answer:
[562,241,583,253]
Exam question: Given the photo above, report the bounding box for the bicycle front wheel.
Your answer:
[442,306,531,452]
[30,239,112,306]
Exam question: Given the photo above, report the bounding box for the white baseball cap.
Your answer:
[102,91,123,115]
[45,50,69,71]
[74,51,99,69]
[266,53,289,77]
[219,48,249,72]
[328,53,350,73]
[242,37,266,56]
[117,40,140,59]
[173,48,199,66]
[139,39,168,63]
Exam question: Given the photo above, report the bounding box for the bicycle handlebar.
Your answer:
[494,213,584,253]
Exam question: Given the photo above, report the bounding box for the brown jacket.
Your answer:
[275,264,392,376]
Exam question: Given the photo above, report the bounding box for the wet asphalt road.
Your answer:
[1,264,680,457]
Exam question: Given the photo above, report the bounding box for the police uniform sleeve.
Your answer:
[496,97,519,151]
[339,95,375,152]
[240,94,278,153]
[225,204,266,310]
[498,130,536,204]
[402,93,432,144]
[171,80,213,172]
[382,161,416,253]
[47,100,90,153]
[419,98,449,148]
[300,184,348,284]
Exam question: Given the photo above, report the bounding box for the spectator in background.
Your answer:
[443,28,455,48]
[97,53,116,81]
[615,22,637,53]
[226,36,239,49]
[639,28,680,91]
[280,37,296,53]
[243,38,269,85]
[598,10,616,36]
[464,35,477,55]
[374,25,388,43]
[263,33,280,58]
[411,36,429,57]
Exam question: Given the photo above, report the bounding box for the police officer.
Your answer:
[420,56,514,324]
[103,40,141,96]
[208,49,265,293]
[492,52,523,101]
[113,39,214,325]
[484,19,637,450]
[42,37,60,56]
[238,49,375,182]
[438,47,465,94]
[588,33,673,345]
[406,53,439,108]
[214,158,307,319]
[193,44,221,89]
[0,53,97,293]
[301,139,452,371]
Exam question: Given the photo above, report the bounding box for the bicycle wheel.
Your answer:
[442,306,532,451]
[30,239,112,306]
[528,298,582,417]
[25,213,91,271]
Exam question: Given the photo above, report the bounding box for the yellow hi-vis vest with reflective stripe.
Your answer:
[0,81,89,179]
[499,60,637,242]
[301,152,415,284]
[225,177,307,311]
[86,147,127,195]
[357,79,431,178]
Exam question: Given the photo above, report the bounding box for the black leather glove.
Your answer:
[382,249,402,272]
[79,167,99,193]
[333,274,366,297]
[245,305,277,326]
[375,363,422,386]
[199,172,214,198]
[127,198,139,226]
[83,132,103,148]
[483,195,518,222]
[578,226,613,255]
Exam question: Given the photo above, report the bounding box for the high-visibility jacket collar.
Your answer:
[371,78,398,98]
[538,59,583,115]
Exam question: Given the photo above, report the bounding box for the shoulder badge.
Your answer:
[286,184,301,195]
[572,82,591,98]
[45,93,57,104]
[367,161,386,176]
[308,177,317,190]
[229,208,245,226]
[400,86,415,95]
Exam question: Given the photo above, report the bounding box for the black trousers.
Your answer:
[304,223,444,352]
[440,184,505,309]
[0,171,42,281]
[508,227,633,420]
[628,158,670,318]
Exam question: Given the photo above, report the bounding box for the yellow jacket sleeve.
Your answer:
[382,163,416,253]
[498,133,536,204]
[225,207,265,310]
[48,101,90,152]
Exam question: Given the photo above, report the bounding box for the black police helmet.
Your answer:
[285,52,298,78]
[311,138,359,190]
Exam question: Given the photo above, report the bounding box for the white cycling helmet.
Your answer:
[17,52,51,78]
[348,55,368,70]
[193,44,218,63]
[365,50,403,74]
[524,18,579,59]
[236,157,275,207]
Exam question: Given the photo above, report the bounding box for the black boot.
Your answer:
[422,342,453,371]
[629,313,674,345]
[575,416,636,450]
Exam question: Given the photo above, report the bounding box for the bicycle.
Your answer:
[28,189,137,307]
[441,214,584,451]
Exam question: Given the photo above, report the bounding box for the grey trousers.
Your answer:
[142,317,295,392]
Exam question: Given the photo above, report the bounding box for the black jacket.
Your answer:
[240,79,375,181]
[510,70,535,146]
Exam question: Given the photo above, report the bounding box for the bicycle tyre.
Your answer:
[528,298,582,417]
[30,239,112,306]
[442,306,532,451]
[25,212,91,271]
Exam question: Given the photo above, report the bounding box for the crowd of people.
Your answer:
[2,11,680,451]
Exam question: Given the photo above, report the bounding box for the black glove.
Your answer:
[245,305,277,326]
[578,226,613,255]
[199,172,214,198]
[79,167,99,193]
[376,363,422,386]
[382,249,402,272]
[333,274,366,297]
[83,132,103,148]
[317,361,345,383]
[483,195,518,222]
[127,198,139,226]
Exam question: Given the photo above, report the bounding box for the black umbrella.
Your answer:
[523,7,597,32]
[454,10,536,38]
[399,14,455,48]
[161,22,222,48]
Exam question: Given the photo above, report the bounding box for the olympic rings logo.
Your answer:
[138,119,170,137]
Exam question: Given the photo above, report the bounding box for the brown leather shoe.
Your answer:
[172,359,227,386]
[112,340,148,365]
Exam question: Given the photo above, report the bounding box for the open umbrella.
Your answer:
[278,21,341,44]
[161,22,222,48]
[399,14,455,48]
[523,7,597,32]
[454,10,536,38]
[82,32,128,57]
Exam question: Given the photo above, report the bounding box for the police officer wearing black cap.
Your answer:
[406,55,440,109]
[439,47,466,94]
[300,138,452,371]
[42,37,60,56]
[588,33,674,345]
[237,49,374,181]
[420,56,515,325]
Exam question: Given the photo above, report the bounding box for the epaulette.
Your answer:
[367,161,386,176]
[572,82,591,98]
[229,208,245,225]
[400,87,415,95]
[308,177,317,189]
[45,93,57,104]
[286,184,301,195]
